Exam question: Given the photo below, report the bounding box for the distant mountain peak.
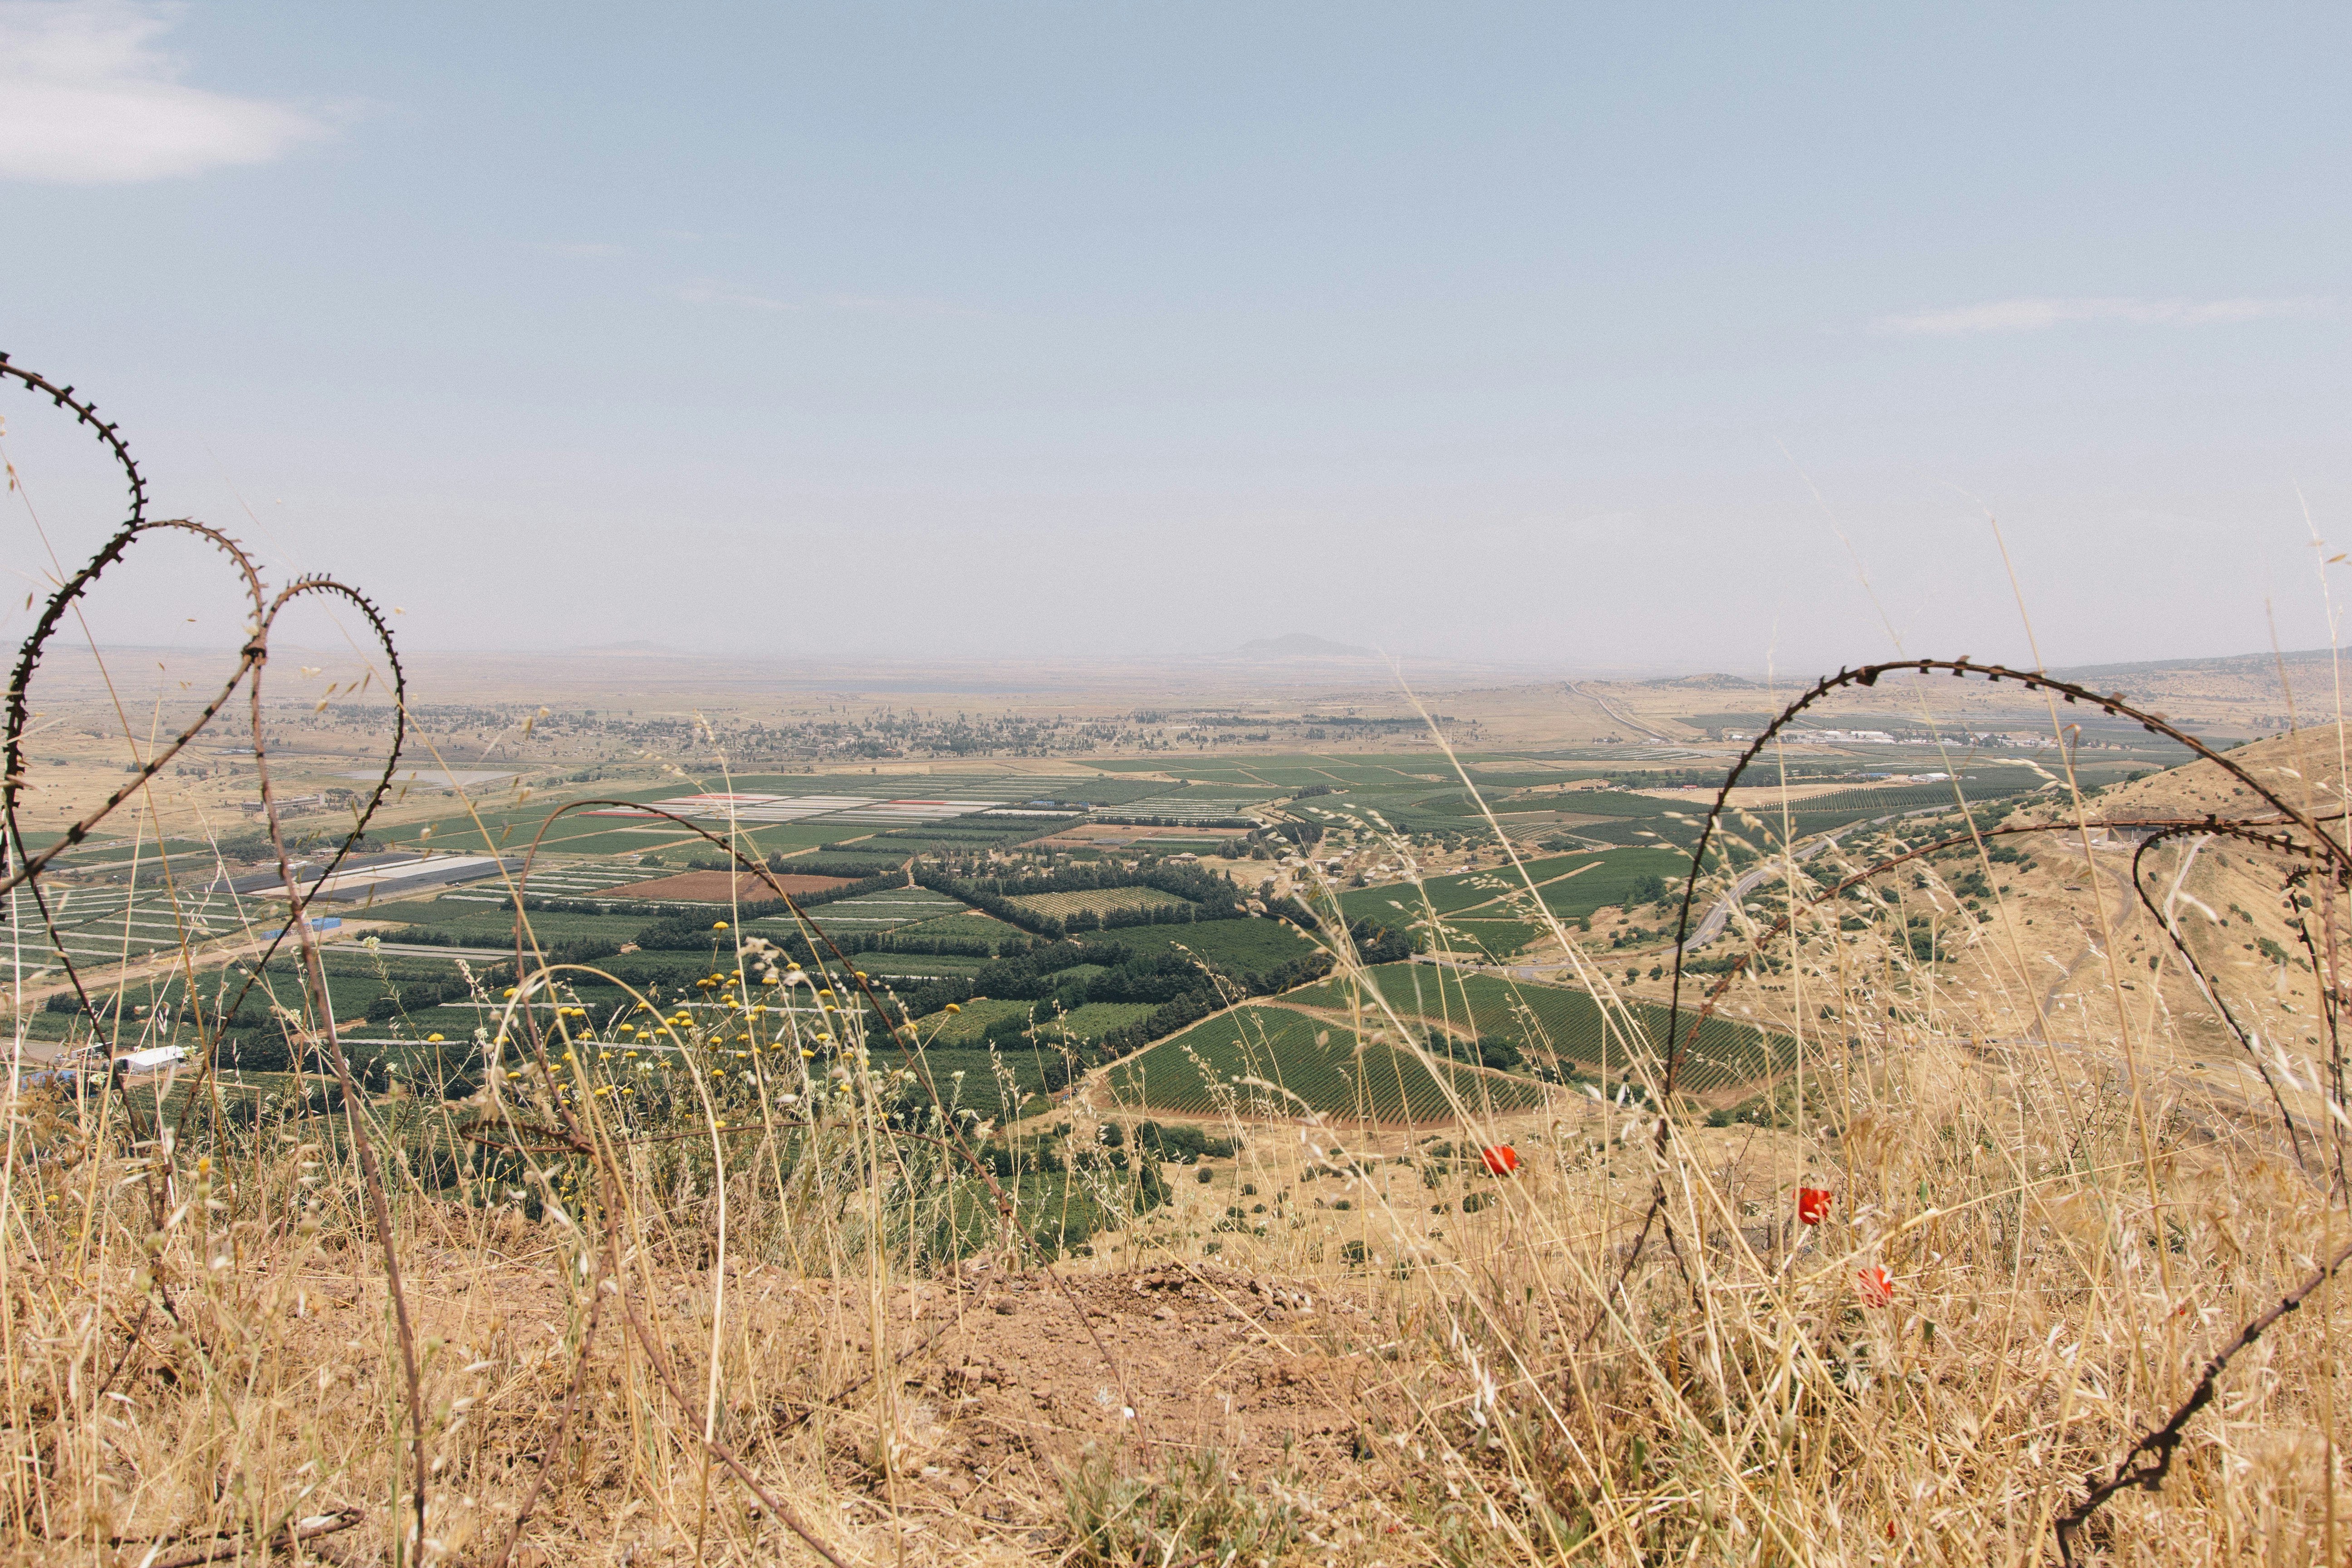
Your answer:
[1235,632,1375,658]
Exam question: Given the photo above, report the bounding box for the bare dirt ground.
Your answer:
[878,1264,1387,1519]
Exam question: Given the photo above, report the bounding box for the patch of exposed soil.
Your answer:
[867,1263,1395,1522]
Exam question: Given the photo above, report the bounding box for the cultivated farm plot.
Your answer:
[1090,755,1518,790]
[850,830,1069,862]
[1524,850,1694,919]
[1095,793,1269,825]
[1691,794,1955,853]
[1426,916,1550,962]
[754,889,968,933]
[921,999,1045,1044]
[862,954,992,981]
[1338,856,1583,924]
[1504,789,1675,820]
[1053,1001,1157,1039]
[869,1045,1054,1122]
[1102,1003,1549,1125]
[1121,834,1242,851]
[511,858,688,897]
[382,773,1119,862]
[16,950,488,1050]
[1289,793,1476,837]
[560,775,1169,844]
[1290,777,1708,845]
[34,836,215,867]
[889,911,1026,944]
[1288,963,1793,1096]
[3,882,308,969]
[1076,918,1320,975]
[1748,783,2016,819]
[1338,848,1692,955]
[1004,886,1194,919]
[917,998,1157,1047]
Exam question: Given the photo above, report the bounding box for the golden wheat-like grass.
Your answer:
[6,718,2350,1568]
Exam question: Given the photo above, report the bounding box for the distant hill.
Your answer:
[1234,633,1375,659]
[2051,647,2331,682]
[570,640,686,656]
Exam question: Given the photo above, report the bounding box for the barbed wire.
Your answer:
[1642,656,2351,1556]
[8,352,2341,1560]
[0,353,1024,1564]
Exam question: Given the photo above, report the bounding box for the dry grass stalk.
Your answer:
[5,358,2350,1564]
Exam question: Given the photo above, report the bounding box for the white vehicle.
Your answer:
[119,1045,188,1073]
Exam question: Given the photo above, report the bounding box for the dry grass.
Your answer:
[0,592,2342,1568]
[18,348,2348,1565]
[7,707,2351,1568]
[1002,887,1193,919]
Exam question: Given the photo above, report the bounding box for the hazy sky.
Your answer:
[2,2,2347,676]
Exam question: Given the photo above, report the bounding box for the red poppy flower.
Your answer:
[1480,1145,1519,1176]
[1797,1187,1833,1226]
[1857,1264,1893,1307]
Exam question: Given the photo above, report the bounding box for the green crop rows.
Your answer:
[1102,1004,1548,1124]
[1424,917,1548,962]
[868,1044,1054,1121]
[1075,919,1318,975]
[1287,963,1793,1096]
[1336,847,1692,956]
[919,998,1155,1046]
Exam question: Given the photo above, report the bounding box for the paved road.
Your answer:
[2034,827,2182,1028]
[368,941,516,961]
[1677,835,1845,949]
[1676,805,1961,950]
[1568,681,1671,743]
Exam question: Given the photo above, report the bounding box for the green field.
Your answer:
[1290,795,1480,837]
[1337,847,1692,955]
[1088,754,1537,789]
[1399,788,1668,822]
[83,1042,1147,1256]
[374,779,766,858]
[769,888,967,932]
[18,940,609,1085]
[1,882,272,969]
[1088,753,2084,882]
[918,999,1035,1042]
[1057,1001,1157,1037]
[916,997,1155,1046]
[1102,1004,1549,1123]
[892,911,1029,945]
[389,898,639,943]
[1287,963,1793,1096]
[1076,917,1319,975]
[861,953,992,980]
[373,771,1176,863]
[870,1043,1059,1121]
[1421,916,1549,961]
[1339,854,1583,920]
[1693,781,2046,851]
[22,834,215,865]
